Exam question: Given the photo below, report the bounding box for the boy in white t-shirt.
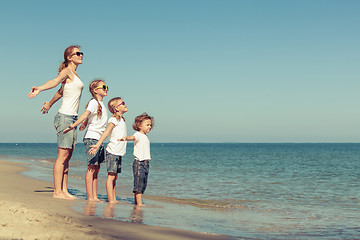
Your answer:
[119,113,154,206]
[89,97,127,203]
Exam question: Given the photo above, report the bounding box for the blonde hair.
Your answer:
[86,79,105,118]
[58,45,81,73]
[108,97,124,121]
[132,113,154,131]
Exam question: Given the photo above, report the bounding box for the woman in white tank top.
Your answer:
[28,45,84,200]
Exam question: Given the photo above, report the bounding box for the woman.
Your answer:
[28,45,84,199]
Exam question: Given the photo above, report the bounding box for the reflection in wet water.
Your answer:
[82,200,144,224]
[83,201,98,216]
[130,205,144,224]
[103,203,115,218]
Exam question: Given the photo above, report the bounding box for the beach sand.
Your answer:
[0,159,235,240]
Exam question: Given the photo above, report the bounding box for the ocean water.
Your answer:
[0,143,359,239]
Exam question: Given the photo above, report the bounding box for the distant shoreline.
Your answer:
[1,142,360,144]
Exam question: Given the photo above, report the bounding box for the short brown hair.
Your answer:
[132,113,154,131]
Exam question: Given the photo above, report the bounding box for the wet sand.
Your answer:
[0,159,234,240]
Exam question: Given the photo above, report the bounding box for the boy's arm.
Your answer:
[41,86,63,114]
[88,123,115,155]
[118,135,135,142]
[62,110,91,134]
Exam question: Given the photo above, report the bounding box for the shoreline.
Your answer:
[0,158,235,240]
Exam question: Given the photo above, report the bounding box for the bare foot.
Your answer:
[88,198,103,203]
[64,192,78,199]
[133,205,142,210]
[53,191,70,199]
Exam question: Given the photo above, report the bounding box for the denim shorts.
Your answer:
[106,151,122,173]
[133,159,150,194]
[84,138,105,165]
[54,112,78,149]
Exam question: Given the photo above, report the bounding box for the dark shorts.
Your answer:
[54,112,78,149]
[84,138,105,165]
[106,151,122,173]
[132,159,149,194]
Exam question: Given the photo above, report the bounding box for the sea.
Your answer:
[0,143,359,239]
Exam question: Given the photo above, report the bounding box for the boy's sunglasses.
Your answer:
[96,85,109,91]
[116,101,125,107]
[72,52,84,56]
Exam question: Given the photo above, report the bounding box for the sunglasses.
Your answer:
[116,101,126,108]
[72,52,84,57]
[95,85,109,91]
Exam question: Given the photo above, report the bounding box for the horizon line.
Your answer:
[2,142,360,144]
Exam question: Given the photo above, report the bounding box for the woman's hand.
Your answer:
[41,102,51,114]
[28,86,40,98]
[62,125,74,134]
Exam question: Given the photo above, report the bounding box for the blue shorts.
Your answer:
[54,112,78,149]
[133,159,149,194]
[106,151,122,173]
[84,138,105,165]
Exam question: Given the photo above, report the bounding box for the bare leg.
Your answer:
[62,151,77,199]
[93,165,100,201]
[85,165,101,201]
[106,173,118,203]
[53,148,72,199]
[134,192,145,206]
[85,165,95,201]
[113,174,118,202]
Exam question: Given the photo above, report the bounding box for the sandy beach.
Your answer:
[0,158,234,240]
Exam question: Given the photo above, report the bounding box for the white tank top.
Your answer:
[58,70,84,116]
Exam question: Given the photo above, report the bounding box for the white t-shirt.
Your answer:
[133,131,151,161]
[58,71,84,116]
[106,117,127,156]
[84,99,108,140]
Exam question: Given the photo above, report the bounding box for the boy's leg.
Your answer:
[113,174,118,202]
[134,192,144,206]
[132,160,141,204]
[132,160,149,206]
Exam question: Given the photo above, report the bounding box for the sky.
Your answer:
[0,0,359,143]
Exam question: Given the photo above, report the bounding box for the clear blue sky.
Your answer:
[1,0,359,143]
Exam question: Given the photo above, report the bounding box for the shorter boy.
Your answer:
[119,113,154,206]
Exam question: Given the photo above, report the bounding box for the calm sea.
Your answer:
[0,143,359,239]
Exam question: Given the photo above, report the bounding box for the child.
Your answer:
[89,97,128,204]
[119,113,154,206]
[63,79,108,201]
